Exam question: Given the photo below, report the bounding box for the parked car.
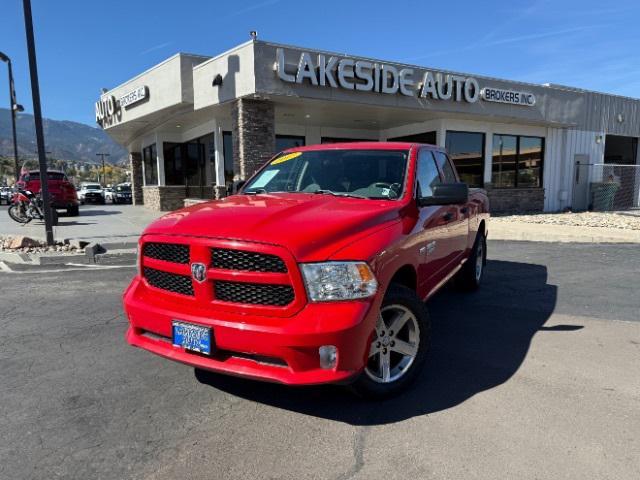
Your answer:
[78,182,105,205]
[123,142,490,398]
[15,170,80,216]
[111,183,132,204]
[0,186,13,205]
[104,187,114,203]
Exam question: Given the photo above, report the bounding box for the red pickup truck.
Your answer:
[124,142,489,397]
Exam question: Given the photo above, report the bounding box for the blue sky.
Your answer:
[1,0,638,127]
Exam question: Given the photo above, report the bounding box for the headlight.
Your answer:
[300,262,378,302]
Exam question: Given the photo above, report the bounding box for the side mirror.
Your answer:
[418,182,469,207]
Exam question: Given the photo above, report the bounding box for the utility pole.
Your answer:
[96,153,110,186]
[0,51,25,181]
[22,0,54,245]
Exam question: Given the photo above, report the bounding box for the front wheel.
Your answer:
[350,284,430,399]
[8,204,30,223]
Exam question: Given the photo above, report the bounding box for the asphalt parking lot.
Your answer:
[0,240,638,480]
[0,202,163,245]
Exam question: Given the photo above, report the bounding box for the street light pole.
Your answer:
[0,51,25,182]
[96,153,110,186]
[22,0,54,245]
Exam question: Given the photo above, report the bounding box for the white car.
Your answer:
[104,188,114,203]
[78,183,105,205]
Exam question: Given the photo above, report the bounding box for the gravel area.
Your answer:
[492,211,640,230]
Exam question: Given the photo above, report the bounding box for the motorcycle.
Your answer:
[8,189,58,225]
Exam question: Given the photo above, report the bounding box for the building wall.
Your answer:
[193,41,255,110]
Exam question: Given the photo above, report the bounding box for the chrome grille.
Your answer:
[214,281,294,306]
[211,248,287,273]
[143,243,190,264]
[144,267,194,296]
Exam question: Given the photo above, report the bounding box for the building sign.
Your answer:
[95,86,149,128]
[481,87,536,106]
[119,86,148,108]
[95,95,120,127]
[275,48,480,103]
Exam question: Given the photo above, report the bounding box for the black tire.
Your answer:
[350,284,431,399]
[8,204,29,223]
[455,230,486,292]
[67,205,79,216]
[51,208,59,226]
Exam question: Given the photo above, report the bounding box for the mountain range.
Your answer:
[0,108,127,165]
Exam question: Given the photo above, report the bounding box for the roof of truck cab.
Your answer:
[282,142,441,153]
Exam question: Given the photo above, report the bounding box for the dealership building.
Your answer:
[96,39,640,212]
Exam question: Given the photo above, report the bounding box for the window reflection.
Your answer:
[492,135,543,188]
[445,131,485,187]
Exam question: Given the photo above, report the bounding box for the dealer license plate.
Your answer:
[172,321,212,355]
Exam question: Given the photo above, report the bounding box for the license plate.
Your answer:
[172,321,212,355]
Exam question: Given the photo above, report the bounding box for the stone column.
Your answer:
[231,98,275,180]
[130,152,143,205]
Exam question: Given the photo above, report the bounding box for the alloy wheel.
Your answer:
[365,304,420,383]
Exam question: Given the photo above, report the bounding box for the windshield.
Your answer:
[243,149,409,200]
[25,172,67,181]
[116,185,131,192]
[85,185,101,190]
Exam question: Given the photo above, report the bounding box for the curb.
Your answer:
[0,244,137,267]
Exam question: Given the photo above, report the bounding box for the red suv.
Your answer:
[16,170,80,216]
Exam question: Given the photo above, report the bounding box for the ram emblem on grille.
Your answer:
[191,263,207,283]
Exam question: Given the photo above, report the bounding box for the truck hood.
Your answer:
[143,193,403,261]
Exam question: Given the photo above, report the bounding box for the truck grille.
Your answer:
[144,267,194,296]
[144,242,190,264]
[214,281,294,306]
[140,238,303,313]
[211,248,287,273]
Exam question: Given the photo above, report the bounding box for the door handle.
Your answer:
[442,212,454,222]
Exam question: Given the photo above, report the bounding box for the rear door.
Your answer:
[433,150,469,265]
[415,148,452,294]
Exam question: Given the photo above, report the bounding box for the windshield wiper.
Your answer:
[313,190,366,199]
[244,188,267,195]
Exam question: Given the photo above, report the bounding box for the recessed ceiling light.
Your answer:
[304,114,311,119]
[176,124,182,128]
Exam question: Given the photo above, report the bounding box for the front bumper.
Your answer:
[123,276,378,385]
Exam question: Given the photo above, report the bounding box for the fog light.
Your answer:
[319,345,338,369]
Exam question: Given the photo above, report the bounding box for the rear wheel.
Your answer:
[456,230,486,291]
[350,284,430,399]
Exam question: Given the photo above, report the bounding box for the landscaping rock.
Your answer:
[8,236,42,249]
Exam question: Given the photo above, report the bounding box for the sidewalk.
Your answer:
[491,213,640,243]
[0,203,163,248]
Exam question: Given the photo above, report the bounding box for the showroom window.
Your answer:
[445,131,485,187]
[142,144,158,186]
[276,135,305,151]
[321,137,373,144]
[492,135,544,188]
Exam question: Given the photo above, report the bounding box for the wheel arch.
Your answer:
[388,264,418,293]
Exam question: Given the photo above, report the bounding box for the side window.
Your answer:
[434,151,458,183]
[416,149,441,198]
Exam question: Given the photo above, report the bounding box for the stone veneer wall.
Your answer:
[485,186,545,213]
[143,186,214,211]
[130,152,143,205]
[232,98,275,180]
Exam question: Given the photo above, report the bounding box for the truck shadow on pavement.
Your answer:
[196,259,577,425]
